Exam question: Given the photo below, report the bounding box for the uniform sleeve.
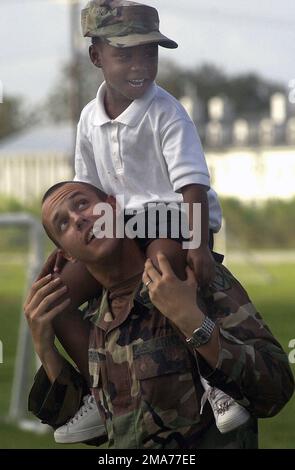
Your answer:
[74,118,103,190]
[161,119,211,193]
[28,361,89,428]
[28,361,108,446]
[195,264,294,418]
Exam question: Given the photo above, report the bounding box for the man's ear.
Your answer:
[106,195,118,211]
[89,44,102,68]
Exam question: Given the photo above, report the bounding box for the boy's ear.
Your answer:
[89,45,102,68]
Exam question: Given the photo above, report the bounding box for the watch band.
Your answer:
[186,316,215,348]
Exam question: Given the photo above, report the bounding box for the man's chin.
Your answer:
[82,236,122,262]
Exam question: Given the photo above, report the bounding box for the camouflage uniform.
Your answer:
[28,262,294,449]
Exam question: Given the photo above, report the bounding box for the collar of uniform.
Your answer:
[92,81,157,127]
[90,274,144,333]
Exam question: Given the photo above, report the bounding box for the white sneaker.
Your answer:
[54,394,106,444]
[200,377,250,434]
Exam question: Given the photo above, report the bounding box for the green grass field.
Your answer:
[0,257,294,449]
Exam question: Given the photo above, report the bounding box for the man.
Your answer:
[25,181,294,449]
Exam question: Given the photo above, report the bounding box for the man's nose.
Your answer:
[71,212,89,230]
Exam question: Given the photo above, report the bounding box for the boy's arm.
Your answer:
[181,183,215,286]
[74,117,102,188]
[161,119,216,285]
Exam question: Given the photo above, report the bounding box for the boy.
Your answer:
[75,0,221,283]
[51,0,249,443]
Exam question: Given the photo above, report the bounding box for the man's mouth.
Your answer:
[85,227,96,244]
[128,79,146,88]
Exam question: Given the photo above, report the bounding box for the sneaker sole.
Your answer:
[54,425,105,444]
[217,410,250,434]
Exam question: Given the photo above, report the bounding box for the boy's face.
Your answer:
[90,41,158,102]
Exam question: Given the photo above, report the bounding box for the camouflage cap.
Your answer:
[81,0,178,49]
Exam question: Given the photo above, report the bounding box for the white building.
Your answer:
[0,123,74,203]
[206,145,295,202]
[0,119,295,205]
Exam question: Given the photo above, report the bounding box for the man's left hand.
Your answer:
[142,253,204,334]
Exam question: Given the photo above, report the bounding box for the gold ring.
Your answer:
[145,279,153,288]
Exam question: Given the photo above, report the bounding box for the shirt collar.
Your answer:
[88,279,153,333]
[92,81,157,128]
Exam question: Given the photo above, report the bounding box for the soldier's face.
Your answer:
[90,42,158,102]
[42,183,120,265]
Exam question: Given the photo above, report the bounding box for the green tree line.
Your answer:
[221,198,295,249]
[1,195,294,251]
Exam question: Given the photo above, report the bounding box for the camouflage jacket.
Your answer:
[29,263,294,449]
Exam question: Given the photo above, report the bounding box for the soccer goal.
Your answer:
[0,213,47,432]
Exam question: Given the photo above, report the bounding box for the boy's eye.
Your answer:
[145,49,157,58]
[117,51,131,60]
[144,45,158,58]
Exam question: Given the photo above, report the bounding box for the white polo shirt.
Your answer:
[74,81,222,232]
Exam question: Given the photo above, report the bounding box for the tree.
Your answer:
[43,56,285,123]
[44,52,103,123]
[0,96,27,140]
[158,61,284,120]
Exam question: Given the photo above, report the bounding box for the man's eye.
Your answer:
[60,220,68,231]
[78,200,88,210]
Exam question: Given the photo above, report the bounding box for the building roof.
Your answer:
[0,122,75,157]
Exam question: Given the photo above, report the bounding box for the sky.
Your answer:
[0,0,294,106]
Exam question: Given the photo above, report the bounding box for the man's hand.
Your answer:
[24,274,70,356]
[36,249,68,280]
[187,246,215,288]
[143,253,220,366]
[143,253,205,337]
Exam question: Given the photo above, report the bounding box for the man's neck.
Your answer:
[86,238,145,293]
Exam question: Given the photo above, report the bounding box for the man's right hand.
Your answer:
[37,249,68,280]
[24,274,71,356]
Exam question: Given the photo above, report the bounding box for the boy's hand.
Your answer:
[37,249,67,280]
[187,246,215,288]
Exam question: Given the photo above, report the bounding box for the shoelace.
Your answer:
[200,387,234,416]
[69,395,95,425]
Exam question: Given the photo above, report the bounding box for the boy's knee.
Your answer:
[146,240,187,280]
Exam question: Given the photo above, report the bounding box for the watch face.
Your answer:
[187,316,215,347]
[191,329,209,347]
[199,330,209,342]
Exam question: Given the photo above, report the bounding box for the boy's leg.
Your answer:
[52,261,101,382]
[145,239,187,281]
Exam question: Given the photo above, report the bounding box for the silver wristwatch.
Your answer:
[186,316,215,348]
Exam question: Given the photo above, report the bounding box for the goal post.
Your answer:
[0,213,45,429]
